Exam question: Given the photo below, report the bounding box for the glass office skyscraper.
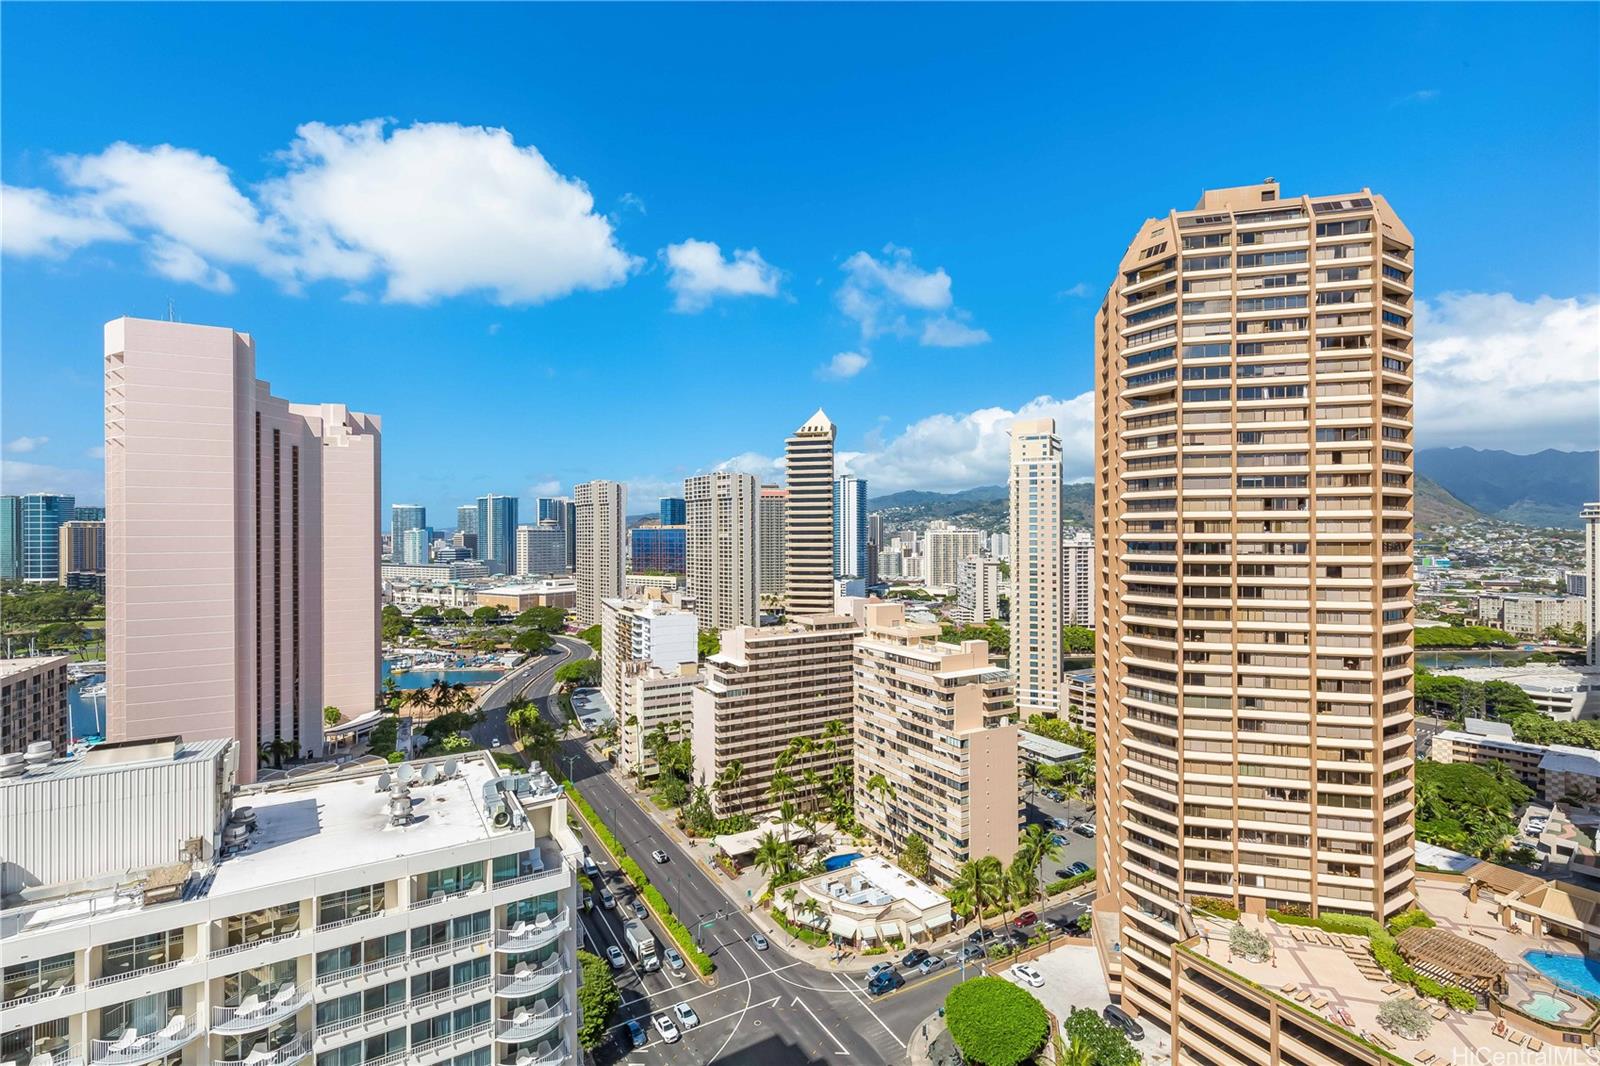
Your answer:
[832,475,868,579]
[22,493,74,582]
[659,497,686,525]
[476,494,518,575]
[630,526,686,574]
[0,496,21,582]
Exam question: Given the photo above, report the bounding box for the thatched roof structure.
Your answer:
[1396,925,1508,994]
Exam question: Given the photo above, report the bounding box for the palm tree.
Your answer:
[258,738,295,769]
[713,760,744,816]
[753,832,794,889]
[1019,823,1062,898]
[948,855,1005,934]
[779,799,798,845]
[1020,761,1042,807]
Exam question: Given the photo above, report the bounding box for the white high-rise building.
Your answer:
[1584,501,1600,666]
[1009,417,1062,717]
[574,481,625,628]
[600,595,699,774]
[0,742,582,1066]
[784,410,836,616]
[105,318,380,783]
[757,486,787,608]
[924,523,983,593]
[515,523,568,576]
[833,475,869,579]
[684,472,758,632]
[955,555,1003,625]
[1063,531,1094,628]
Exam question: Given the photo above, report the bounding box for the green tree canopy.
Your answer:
[1060,1009,1140,1066]
[323,705,342,727]
[944,977,1049,1066]
[511,629,552,655]
[472,605,500,624]
[441,607,469,621]
[698,629,721,658]
[577,624,602,652]
[1061,625,1094,654]
[555,659,600,687]
[514,606,566,631]
[1416,761,1532,857]
[575,950,620,1050]
[1414,625,1517,648]
[899,833,930,880]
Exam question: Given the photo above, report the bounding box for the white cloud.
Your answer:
[920,316,990,348]
[836,245,986,347]
[838,393,1095,494]
[5,435,49,454]
[528,479,561,497]
[1414,292,1599,452]
[85,445,106,460]
[817,351,870,380]
[3,120,639,306]
[1057,281,1091,299]
[0,184,128,256]
[1,459,103,503]
[662,239,782,312]
[712,451,784,480]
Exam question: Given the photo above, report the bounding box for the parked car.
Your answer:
[582,856,600,876]
[606,945,626,969]
[599,889,616,909]
[631,900,648,920]
[959,943,987,962]
[967,928,996,945]
[867,970,904,995]
[901,948,931,968]
[1068,861,1091,876]
[1050,834,1067,848]
[1049,816,1069,830]
[866,962,896,981]
[1103,1004,1145,1041]
[673,1003,700,1029]
[1005,929,1029,947]
[652,1014,681,1043]
[652,849,669,863]
[1015,911,1039,928]
[624,1019,646,1048]
[750,933,770,951]
[1007,964,1045,988]
[663,947,686,973]
[1073,823,1096,837]
[918,955,946,975]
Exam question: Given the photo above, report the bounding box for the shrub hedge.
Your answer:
[563,784,715,975]
[944,976,1050,1066]
[1268,908,1474,1010]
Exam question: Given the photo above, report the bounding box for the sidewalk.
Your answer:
[591,743,1097,974]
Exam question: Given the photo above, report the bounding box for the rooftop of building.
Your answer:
[1435,662,1600,691]
[477,579,575,593]
[0,654,69,680]
[1464,717,1515,739]
[800,855,946,913]
[0,736,232,786]
[1017,730,1085,762]
[1183,875,1600,1064]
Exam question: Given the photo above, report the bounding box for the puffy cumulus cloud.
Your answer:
[712,451,784,480]
[836,245,987,347]
[527,479,562,497]
[3,121,639,305]
[839,393,1095,494]
[5,435,49,454]
[0,184,128,256]
[1,459,103,503]
[817,351,870,380]
[662,238,782,312]
[1415,292,1599,452]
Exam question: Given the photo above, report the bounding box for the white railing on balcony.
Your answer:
[213,1034,311,1066]
[409,978,491,1018]
[493,912,566,953]
[493,1005,566,1044]
[212,986,311,1032]
[315,907,387,933]
[87,959,183,990]
[493,960,566,998]
[88,1015,200,1066]
[408,1022,491,1065]
[315,997,409,1042]
[507,1041,567,1066]
[315,934,492,988]
[9,1046,82,1066]
[4,982,77,1009]
[210,929,302,960]
[408,883,486,912]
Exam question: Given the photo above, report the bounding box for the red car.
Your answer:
[1014,911,1038,928]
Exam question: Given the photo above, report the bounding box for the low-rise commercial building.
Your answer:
[0,741,581,1066]
[0,655,70,753]
[774,856,952,948]
[1430,728,1600,805]
[1063,669,1096,731]
[692,612,860,820]
[1017,730,1084,770]
[474,581,576,613]
[382,562,491,584]
[853,602,1019,884]
[1433,664,1600,721]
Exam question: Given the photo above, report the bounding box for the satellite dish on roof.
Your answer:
[396,764,416,786]
[375,772,391,792]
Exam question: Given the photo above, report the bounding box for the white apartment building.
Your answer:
[512,526,565,578]
[691,612,860,819]
[954,556,1003,626]
[1063,531,1094,628]
[683,473,758,633]
[853,602,1019,884]
[573,482,625,629]
[1585,502,1599,666]
[599,596,698,743]
[923,523,982,593]
[1009,418,1063,717]
[1476,593,1584,638]
[0,741,581,1066]
[615,664,701,778]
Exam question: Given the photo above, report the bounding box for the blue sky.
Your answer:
[4,3,1597,525]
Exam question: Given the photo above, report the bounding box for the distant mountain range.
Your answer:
[866,449,1597,530]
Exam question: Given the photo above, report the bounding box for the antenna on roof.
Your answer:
[166,298,180,323]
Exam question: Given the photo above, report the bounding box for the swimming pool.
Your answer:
[1524,951,1600,1000]
[1521,992,1573,1023]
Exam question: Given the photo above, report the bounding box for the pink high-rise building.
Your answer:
[105,318,381,781]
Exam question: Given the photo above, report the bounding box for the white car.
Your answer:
[652,849,669,864]
[606,946,626,969]
[673,1002,700,1029]
[1007,963,1045,988]
[652,1014,681,1043]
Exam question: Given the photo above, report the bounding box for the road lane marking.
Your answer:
[832,972,907,1049]
[606,959,806,1031]
[792,996,851,1056]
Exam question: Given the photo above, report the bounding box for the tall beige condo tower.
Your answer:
[105,318,380,783]
[574,479,625,628]
[1009,418,1063,716]
[853,601,1020,884]
[784,410,837,615]
[1584,501,1600,665]
[1092,181,1417,1036]
[685,471,759,631]
[758,485,788,607]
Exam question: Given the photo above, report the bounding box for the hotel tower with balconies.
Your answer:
[1091,180,1418,1031]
